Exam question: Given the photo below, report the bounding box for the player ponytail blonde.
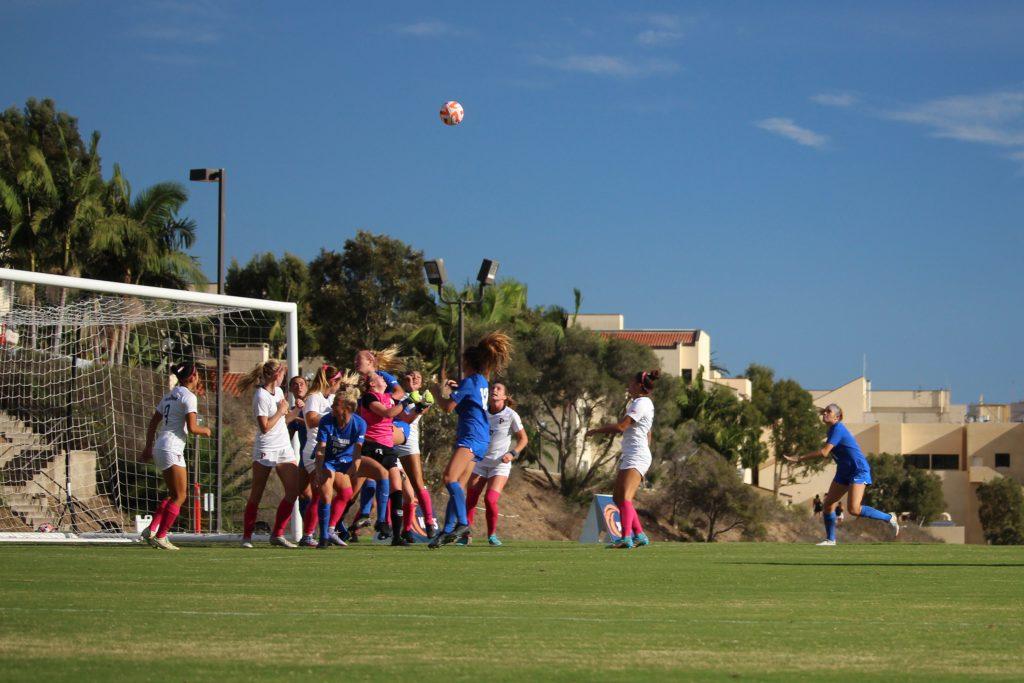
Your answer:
[237,359,285,393]
[308,364,342,396]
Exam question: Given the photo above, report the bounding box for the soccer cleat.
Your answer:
[889,513,900,537]
[353,515,372,530]
[327,531,347,547]
[425,524,438,539]
[487,535,502,547]
[611,537,634,549]
[270,535,297,548]
[391,536,411,547]
[152,536,179,551]
[299,535,317,548]
[429,529,456,549]
[633,533,650,547]
[816,539,837,546]
[450,523,471,539]
[401,530,417,544]
[240,539,254,549]
[140,526,157,547]
[374,521,393,541]
[456,533,471,546]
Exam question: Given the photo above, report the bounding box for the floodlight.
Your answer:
[424,259,448,287]
[476,259,499,287]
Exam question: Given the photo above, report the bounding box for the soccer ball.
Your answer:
[440,101,464,126]
[36,523,55,533]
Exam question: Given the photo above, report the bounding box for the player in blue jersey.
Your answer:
[313,387,388,547]
[784,403,900,545]
[429,332,513,549]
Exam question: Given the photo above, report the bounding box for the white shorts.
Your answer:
[253,448,298,468]
[301,450,317,474]
[618,452,652,477]
[393,436,420,458]
[473,458,511,479]
[153,448,185,471]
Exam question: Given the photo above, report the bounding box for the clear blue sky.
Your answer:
[3,1,1022,403]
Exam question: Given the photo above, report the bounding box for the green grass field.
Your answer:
[1,541,1022,681]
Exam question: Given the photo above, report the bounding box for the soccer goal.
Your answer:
[0,268,298,540]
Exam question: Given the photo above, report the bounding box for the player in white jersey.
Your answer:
[238,360,303,548]
[586,369,660,549]
[393,370,437,541]
[298,364,347,546]
[140,363,212,550]
[459,382,527,546]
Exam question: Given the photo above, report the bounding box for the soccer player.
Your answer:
[585,370,660,549]
[394,370,437,540]
[298,365,347,546]
[460,382,527,547]
[358,370,411,546]
[140,363,212,550]
[286,375,308,453]
[313,388,388,547]
[354,346,406,400]
[238,360,304,548]
[429,332,513,549]
[784,403,900,545]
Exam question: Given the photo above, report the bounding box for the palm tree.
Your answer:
[0,144,58,274]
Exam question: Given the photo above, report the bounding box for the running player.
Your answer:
[394,370,437,540]
[429,332,513,549]
[460,382,527,547]
[784,403,900,545]
[585,370,660,549]
[358,370,410,546]
[140,363,212,550]
[298,365,346,546]
[238,360,303,548]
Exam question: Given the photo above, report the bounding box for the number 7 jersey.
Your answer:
[155,385,199,455]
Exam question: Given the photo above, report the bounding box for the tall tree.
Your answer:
[226,252,317,357]
[976,477,1024,545]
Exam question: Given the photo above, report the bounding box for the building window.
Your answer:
[931,454,960,470]
[682,369,693,383]
[906,454,930,469]
[995,453,1010,468]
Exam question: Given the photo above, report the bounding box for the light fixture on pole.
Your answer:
[423,257,499,379]
[189,167,226,533]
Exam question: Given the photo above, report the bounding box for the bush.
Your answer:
[665,448,767,542]
[866,453,945,523]
[976,477,1024,545]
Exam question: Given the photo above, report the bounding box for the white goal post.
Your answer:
[0,267,299,540]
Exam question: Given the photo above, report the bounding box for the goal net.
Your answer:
[0,268,298,537]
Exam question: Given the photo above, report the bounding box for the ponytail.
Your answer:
[372,345,404,372]
[237,359,285,393]
[308,364,342,395]
[463,332,513,377]
[635,369,660,394]
[171,362,198,385]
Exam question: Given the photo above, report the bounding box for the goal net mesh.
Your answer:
[0,277,288,535]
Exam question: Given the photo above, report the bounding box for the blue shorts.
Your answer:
[834,468,872,486]
[324,460,352,474]
[456,439,490,461]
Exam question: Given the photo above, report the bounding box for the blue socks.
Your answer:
[375,479,390,525]
[443,497,457,534]
[823,511,837,541]
[857,505,892,522]
[359,480,376,517]
[318,500,331,540]
[446,481,468,526]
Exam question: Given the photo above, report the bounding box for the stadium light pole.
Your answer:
[423,258,499,378]
[189,168,226,533]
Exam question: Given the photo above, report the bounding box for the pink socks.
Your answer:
[329,488,353,528]
[617,500,636,540]
[465,483,484,526]
[149,498,170,535]
[271,498,294,538]
[418,488,434,523]
[303,492,320,537]
[243,501,259,539]
[484,490,501,537]
[155,502,180,539]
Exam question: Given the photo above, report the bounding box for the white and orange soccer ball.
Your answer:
[440,101,464,126]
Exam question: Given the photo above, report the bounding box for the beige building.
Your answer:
[758,376,1024,544]
[575,314,751,399]
[968,398,1024,424]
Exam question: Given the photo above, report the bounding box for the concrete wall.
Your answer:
[575,314,623,331]
[811,378,867,422]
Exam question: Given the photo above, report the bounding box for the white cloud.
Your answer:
[755,118,829,149]
[132,25,220,44]
[810,92,859,108]
[633,13,686,46]
[394,20,462,38]
[534,54,679,79]
[885,91,1024,147]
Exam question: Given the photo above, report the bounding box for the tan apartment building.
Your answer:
[757,376,1024,544]
[575,314,752,399]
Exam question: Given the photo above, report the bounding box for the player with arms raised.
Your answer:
[140,363,212,550]
[784,403,899,545]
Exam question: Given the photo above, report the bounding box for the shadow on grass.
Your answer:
[724,562,1024,568]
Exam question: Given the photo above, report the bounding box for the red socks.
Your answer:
[272,499,294,538]
[303,492,321,537]
[484,490,501,537]
[403,499,415,532]
[617,500,636,540]
[418,488,434,523]
[149,498,170,535]
[329,488,353,528]
[156,502,180,539]
[243,501,259,539]
[465,482,484,526]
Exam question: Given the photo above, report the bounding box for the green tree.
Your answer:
[976,477,1024,545]
[226,252,317,357]
[307,231,434,364]
[865,453,945,523]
